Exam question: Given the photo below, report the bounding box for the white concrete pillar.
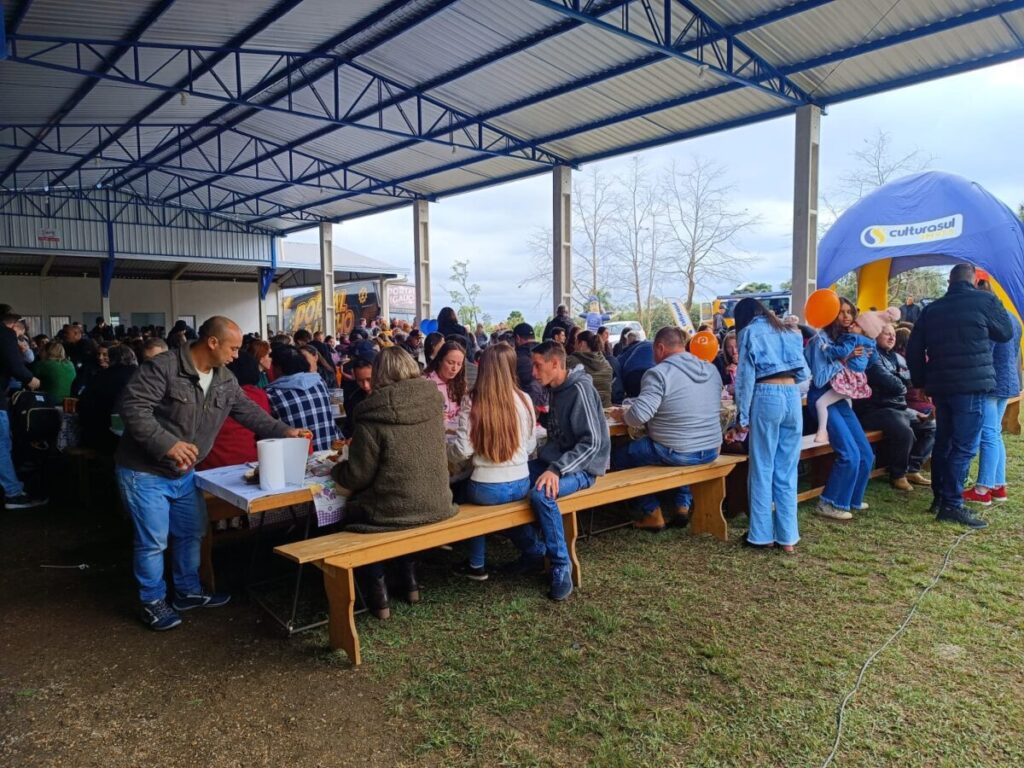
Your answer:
[413,200,431,323]
[100,294,112,325]
[319,222,335,337]
[791,104,821,319]
[552,165,572,314]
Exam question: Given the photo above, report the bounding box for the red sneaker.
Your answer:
[962,486,992,506]
[990,486,1008,503]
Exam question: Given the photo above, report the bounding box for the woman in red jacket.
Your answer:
[198,353,270,529]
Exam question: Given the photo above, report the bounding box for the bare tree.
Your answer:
[610,157,662,332]
[822,129,935,229]
[521,167,619,311]
[661,156,760,315]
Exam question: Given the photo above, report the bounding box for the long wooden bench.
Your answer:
[724,430,885,516]
[275,455,746,665]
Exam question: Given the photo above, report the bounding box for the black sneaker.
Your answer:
[4,494,47,510]
[452,560,489,582]
[171,591,231,611]
[141,599,182,631]
[935,506,988,530]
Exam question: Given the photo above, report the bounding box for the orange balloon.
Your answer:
[804,289,841,328]
[689,330,719,362]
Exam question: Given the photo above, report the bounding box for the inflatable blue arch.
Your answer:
[817,171,1024,323]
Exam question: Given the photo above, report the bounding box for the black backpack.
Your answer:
[8,389,62,447]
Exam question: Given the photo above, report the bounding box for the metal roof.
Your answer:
[2,0,1022,237]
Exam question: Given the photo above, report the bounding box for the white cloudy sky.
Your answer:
[286,60,1024,323]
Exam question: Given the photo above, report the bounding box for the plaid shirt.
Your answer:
[266,376,339,451]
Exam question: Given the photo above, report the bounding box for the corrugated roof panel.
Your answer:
[17,0,142,38]
[143,0,285,46]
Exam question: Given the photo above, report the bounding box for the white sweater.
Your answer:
[448,392,536,483]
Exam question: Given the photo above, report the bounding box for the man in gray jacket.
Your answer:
[505,341,610,602]
[117,316,307,631]
[610,326,721,532]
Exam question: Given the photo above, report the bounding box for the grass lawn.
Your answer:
[300,436,1024,767]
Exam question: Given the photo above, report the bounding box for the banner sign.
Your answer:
[668,299,695,335]
[281,281,380,335]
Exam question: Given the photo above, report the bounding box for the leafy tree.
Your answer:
[446,259,481,327]
[734,281,773,294]
[779,279,792,291]
[506,310,525,328]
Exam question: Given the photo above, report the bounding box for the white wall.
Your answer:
[0,275,279,335]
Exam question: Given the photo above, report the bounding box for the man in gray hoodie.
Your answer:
[610,326,722,532]
[505,341,610,602]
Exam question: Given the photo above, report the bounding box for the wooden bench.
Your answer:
[725,430,885,516]
[274,455,745,665]
[1004,393,1022,435]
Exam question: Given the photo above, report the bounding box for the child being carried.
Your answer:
[814,307,901,443]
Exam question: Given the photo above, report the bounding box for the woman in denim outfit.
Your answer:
[732,299,809,551]
[805,297,875,521]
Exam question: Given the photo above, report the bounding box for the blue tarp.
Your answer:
[818,171,1024,314]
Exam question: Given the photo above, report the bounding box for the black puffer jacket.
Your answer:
[858,348,909,412]
[906,281,1013,396]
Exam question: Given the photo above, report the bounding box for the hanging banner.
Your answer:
[281,281,380,335]
[668,299,696,335]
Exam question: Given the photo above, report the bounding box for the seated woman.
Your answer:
[425,341,467,431]
[714,331,739,396]
[33,341,76,401]
[854,322,934,492]
[447,343,536,580]
[266,345,339,451]
[567,331,613,408]
[331,346,456,619]
[77,345,138,455]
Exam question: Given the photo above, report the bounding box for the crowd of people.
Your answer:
[0,263,1019,631]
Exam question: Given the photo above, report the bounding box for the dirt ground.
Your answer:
[0,506,405,768]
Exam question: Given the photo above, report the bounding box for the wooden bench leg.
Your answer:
[198,525,216,592]
[562,511,582,589]
[689,477,728,541]
[323,563,360,666]
[1003,399,1021,435]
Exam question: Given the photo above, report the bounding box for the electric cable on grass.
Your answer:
[820,529,976,768]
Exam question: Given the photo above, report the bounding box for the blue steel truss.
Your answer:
[5,34,566,167]
[1,0,1023,237]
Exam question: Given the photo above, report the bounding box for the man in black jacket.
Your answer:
[856,323,934,491]
[542,305,577,341]
[0,306,45,510]
[513,323,547,409]
[906,264,1013,528]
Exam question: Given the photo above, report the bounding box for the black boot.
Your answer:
[367,572,390,620]
[401,558,420,604]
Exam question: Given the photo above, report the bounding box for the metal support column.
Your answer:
[319,222,335,337]
[792,104,821,319]
[552,164,572,315]
[258,237,278,338]
[413,200,431,324]
[100,220,115,323]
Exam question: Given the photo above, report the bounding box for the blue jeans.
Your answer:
[0,410,25,497]
[809,391,873,510]
[976,397,1009,489]
[508,460,594,571]
[747,384,802,546]
[116,467,206,603]
[611,437,718,514]
[463,477,531,568]
[931,393,985,510]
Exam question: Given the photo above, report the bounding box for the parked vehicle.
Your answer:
[603,320,647,343]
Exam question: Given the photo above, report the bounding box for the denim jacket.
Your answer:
[735,317,809,427]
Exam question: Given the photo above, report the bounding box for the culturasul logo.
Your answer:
[860,214,963,248]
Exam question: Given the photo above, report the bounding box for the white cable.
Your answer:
[820,529,975,768]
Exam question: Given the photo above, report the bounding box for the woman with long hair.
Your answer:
[804,296,875,521]
[565,325,582,357]
[245,338,272,387]
[731,298,808,550]
[448,343,536,579]
[423,331,445,368]
[425,341,466,430]
[437,306,477,355]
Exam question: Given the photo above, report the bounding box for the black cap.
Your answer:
[513,322,535,340]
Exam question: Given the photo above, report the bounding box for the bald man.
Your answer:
[117,315,308,631]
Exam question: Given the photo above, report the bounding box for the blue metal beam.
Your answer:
[159,0,830,214]
[101,219,115,297]
[34,0,309,188]
[0,122,430,201]
[0,0,178,185]
[259,236,277,300]
[529,0,811,105]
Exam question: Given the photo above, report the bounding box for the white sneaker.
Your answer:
[814,501,853,521]
[856,502,869,510]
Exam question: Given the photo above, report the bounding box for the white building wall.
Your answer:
[0,275,278,335]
